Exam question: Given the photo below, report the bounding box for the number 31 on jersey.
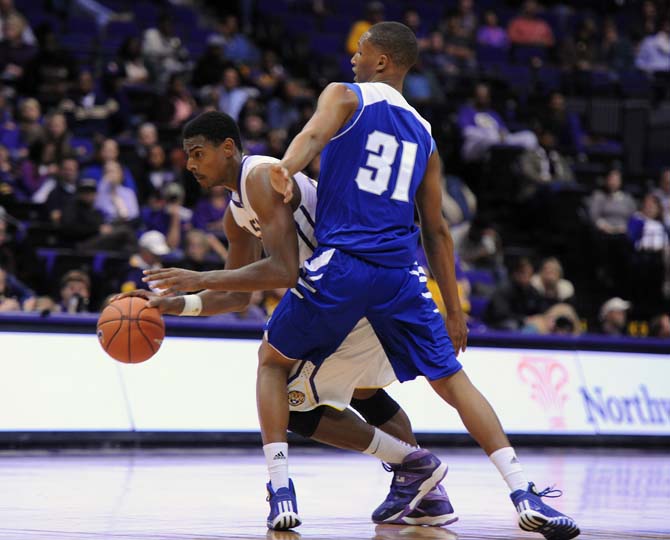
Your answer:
[354,130,418,203]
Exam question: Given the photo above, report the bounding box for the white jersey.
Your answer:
[229,155,318,266]
[229,155,396,412]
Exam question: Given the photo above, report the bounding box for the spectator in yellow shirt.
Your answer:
[346,1,385,55]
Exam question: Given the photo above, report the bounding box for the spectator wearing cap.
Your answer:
[0,263,35,311]
[121,230,169,293]
[598,297,631,336]
[57,269,91,313]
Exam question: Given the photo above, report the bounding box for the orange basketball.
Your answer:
[97,297,165,364]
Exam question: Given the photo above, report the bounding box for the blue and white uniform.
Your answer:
[267,82,462,382]
[231,154,395,411]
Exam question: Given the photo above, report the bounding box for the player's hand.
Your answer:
[142,267,205,296]
[269,163,293,204]
[110,289,183,315]
[446,311,468,356]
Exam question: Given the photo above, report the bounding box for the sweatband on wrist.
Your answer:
[179,294,202,316]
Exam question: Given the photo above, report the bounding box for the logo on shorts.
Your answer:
[287,390,306,406]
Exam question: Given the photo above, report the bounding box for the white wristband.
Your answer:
[180,295,203,316]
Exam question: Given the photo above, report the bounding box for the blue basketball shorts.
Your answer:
[266,246,462,382]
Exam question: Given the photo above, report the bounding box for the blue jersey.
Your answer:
[316,82,435,268]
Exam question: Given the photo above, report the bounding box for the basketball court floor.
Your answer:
[1,447,668,539]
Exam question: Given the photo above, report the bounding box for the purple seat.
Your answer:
[476,45,509,73]
[619,70,651,98]
[537,66,563,93]
[310,34,343,56]
[511,45,547,65]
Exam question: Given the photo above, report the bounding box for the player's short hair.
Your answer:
[366,22,418,70]
[182,111,242,150]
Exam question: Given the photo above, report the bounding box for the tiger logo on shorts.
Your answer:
[287,390,306,406]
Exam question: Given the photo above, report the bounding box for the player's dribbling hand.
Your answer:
[142,267,204,296]
[110,289,183,315]
[269,163,293,204]
[446,311,468,356]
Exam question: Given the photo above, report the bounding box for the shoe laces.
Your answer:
[532,484,563,498]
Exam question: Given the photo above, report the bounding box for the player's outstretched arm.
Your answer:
[270,83,359,201]
[415,150,468,355]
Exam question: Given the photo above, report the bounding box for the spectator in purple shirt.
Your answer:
[192,184,229,239]
[477,11,509,49]
[458,82,538,162]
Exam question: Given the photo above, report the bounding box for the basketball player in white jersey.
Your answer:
[124,110,456,528]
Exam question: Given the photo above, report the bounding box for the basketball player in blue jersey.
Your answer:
[262,22,580,539]
[131,111,457,528]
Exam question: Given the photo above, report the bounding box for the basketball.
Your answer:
[96,297,165,364]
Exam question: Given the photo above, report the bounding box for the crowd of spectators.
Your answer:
[0,0,668,339]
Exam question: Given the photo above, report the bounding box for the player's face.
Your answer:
[351,36,380,83]
[184,136,229,190]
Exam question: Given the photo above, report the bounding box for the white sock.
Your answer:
[363,428,418,464]
[263,442,289,489]
[489,447,528,492]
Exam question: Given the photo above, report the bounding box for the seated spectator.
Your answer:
[58,70,120,137]
[518,130,575,197]
[524,303,581,335]
[535,92,585,154]
[459,218,505,280]
[402,9,429,51]
[192,44,228,90]
[21,26,78,107]
[588,168,637,293]
[112,37,150,87]
[631,0,659,41]
[33,112,76,166]
[346,1,385,56]
[442,174,477,248]
[0,210,16,274]
[95,161,140,224]
[141,14,190,88]
[208,14,260,66]
[589,168,637,235]
[458,82,538,162]
[241,114,268,155]
[57,269,91,313]
[82,138,137,192]
[155,74,196,129]
[651,167,670,230]
[18,142,56,200]
[42,157,80,223]
[136,144,175,202]
[483,257,548,330]
[17,97,44,149]
[421,31,459,77]
[560,18,599,71]
[0,13,37,84]
[192,184,229,237]
[507,0,555,48]
[0,263,35,311]
[121,230,168,292]
[598,297,631,336]
[208,67,259,123]
[178,228,227,272]
[0,0,35,45]
[635,18,670,73]
[597,18,634,72]
[456,0,478,40]
[0,143,17,195]
[628,193,669,317]
[123,122,159,193]
[649,313,670,338]
[441,10,477,74]
[477,10,508,49]
[530,257,575,306]
[61,178,135,252]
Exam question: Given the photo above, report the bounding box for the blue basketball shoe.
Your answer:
[401,485,458,526]
[372,449,448,524]
[266,479,301,531]
[511,483,580,539]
